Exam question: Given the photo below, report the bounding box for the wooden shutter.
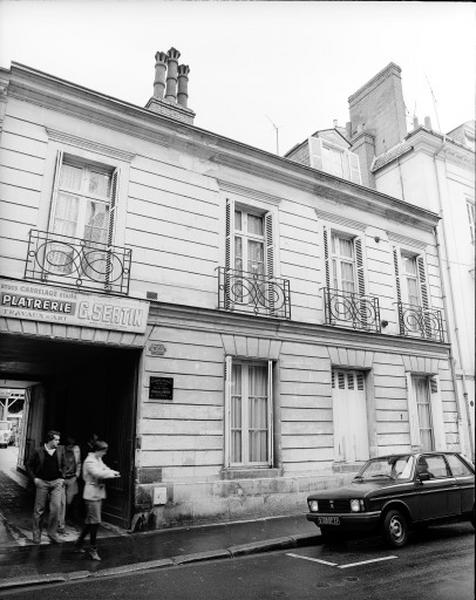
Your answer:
[308,136,323,170]
[107,168,119,247]
[224,199,235,310]
[47,150,64,231]
[347,151,362,184]
[267,360,274,466]
[406,373,421,450]
[354,236,366,296]
[416,255,429,310]
[224,356,233,469]
[430,375,446,451]
[265,212,275,314]
[323,225,330,289]
[393,247,402,303]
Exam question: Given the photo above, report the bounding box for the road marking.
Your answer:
[337,556,398,569]
[286,552,338,567]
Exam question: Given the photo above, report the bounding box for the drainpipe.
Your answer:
[432,142,474,459]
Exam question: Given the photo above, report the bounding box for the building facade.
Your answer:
[346,63,475,459]
[0,55,463,530]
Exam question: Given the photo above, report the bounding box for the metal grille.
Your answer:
[322,287,381,333]
[396,302,445,342]
[318,499,351,513]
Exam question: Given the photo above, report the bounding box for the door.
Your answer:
[444,453,474,515]
[415,454,458,520]
[332,370,369,462]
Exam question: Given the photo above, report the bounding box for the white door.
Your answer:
[332,370,369,462]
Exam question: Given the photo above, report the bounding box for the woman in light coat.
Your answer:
[74,439,119,560]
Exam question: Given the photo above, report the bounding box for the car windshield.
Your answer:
[356,455,415,481]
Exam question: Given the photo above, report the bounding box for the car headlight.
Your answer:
[308,500,319,512]
[350,499,365,512]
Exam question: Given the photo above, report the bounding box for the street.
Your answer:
[1,523,473,600]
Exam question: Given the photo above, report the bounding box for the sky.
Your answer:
[0,1,474,156]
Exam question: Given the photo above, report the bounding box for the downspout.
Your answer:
[432,142,474,459]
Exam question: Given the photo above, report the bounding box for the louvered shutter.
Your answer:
[347,151,362,184]
[267,360,274,466]
[416,254,431,338]
[323,226,330,289]
[393,247,403,335]
[107,169,119,247]
[354,237,366,296]
[308,136,323,170]
[47,150,64,231]
[224,356,233,468]
[265,212,275,314]
[429,375,446,450]
[224,199,235,310]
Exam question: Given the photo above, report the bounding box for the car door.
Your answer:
[444,453,475,515]
[415,454,458,520]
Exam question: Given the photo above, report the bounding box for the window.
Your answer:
[420,455,450,479]
[413,376,434,451]
[49,153,117,277]
[467,200,475,244]
[322,144,346,178]
[393,248,429,309]
[226,359,273,468]
[234,208,265,278]
[445,454,473,477]
[308,137,362,184]
[401,253,420,306]
[331,232,356,293]
[331,369,368,462]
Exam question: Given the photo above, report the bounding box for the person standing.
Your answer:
[58,435,81,533]
[28,430,65,544]
[74,439,120,561]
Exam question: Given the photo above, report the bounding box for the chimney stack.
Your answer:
[153,51,168,99]
[177,65,190,108]
[424,115,432,130]
[413,116,419,129]
[145,47,195,125]
[164,47,180,103]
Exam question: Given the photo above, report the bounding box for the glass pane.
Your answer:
[341,262,355,292]
[247,213,264,236]
[407,278,419,305]
[234,210,242,232]
[249,365,267,397]
[234,237,243,271]
[339,237,353,259]
[231,431,241,463]
[232,364,242,395]
[247,241,264,274]
[83,200,109,243]
[60,164,82,191]
[86,170,110,197]
[53,193,79,236]
[403,255,417,276]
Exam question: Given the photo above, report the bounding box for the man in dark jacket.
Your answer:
[28,430,66,544]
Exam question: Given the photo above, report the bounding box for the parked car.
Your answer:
[0,421,13,448]
[307,451,475,547]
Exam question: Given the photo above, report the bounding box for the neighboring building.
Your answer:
[0,53,463,530]
[346,63,475,459]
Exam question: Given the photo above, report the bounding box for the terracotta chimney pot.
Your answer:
[153,51,168,99]
[165,47,181,103]
[177,65,190,108]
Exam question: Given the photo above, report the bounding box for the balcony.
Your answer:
[217,267,291,319]
[24,229,132,295]
[322,287,381,333]
[396,302,445,343]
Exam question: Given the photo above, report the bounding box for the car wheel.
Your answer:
[383,509,408,548]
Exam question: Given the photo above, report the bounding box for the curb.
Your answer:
[0,533,321,591]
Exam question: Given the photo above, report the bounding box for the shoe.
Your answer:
[47,535,61,544]
[32,536,41,544]
[87,548,101,561]
[57,527,66,534]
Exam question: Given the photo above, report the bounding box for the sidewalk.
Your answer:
[0,513,321,591]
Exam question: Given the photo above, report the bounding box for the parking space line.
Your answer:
[337,556,398,569]
[286,553,338,567]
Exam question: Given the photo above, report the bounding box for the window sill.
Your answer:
[221,467,283,480]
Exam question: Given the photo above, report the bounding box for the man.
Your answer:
[58,435,81,533]
[28,430,66,544]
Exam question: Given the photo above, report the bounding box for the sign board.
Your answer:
[149,377,174,401]
[0,278,149,334]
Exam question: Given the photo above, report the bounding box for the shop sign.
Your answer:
[0,278,149,334]
[149,377,174,401]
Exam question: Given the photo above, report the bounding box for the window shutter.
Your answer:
[430,375,446,451]
[347,151,362,184]
[47,150,64,230]
[416,255,429,310]
[393,247,402,303]
[224,356,233,469]
[354,236,366,296]
[267,360,274,467]
[264,212,275,313]
[107,168,119,248]
[224,199,235,310]
[406,374,421,450]
[323,226,330,289]
[308,136,323,170]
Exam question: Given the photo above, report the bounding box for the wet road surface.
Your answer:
[1,523,473,600]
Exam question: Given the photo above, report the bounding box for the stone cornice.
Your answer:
[216,179,284,205]
[147,302,450,360]
[7,62,439,232]
[46,128,136,162]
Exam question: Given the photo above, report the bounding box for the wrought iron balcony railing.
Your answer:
[217,267,291,319]
[322,287,381,333]
[396,302,445,343]
[24,229,132,295]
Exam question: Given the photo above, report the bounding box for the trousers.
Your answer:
[32,478,64,541]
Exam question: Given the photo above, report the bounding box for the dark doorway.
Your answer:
[0,334,140,529]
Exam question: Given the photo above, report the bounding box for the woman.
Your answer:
[74,439,119,560]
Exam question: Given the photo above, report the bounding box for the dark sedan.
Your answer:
[307,451,475,547]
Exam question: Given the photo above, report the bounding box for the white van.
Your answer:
[0,421,12,448]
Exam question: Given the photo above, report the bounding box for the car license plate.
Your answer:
[317,516,340,526]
